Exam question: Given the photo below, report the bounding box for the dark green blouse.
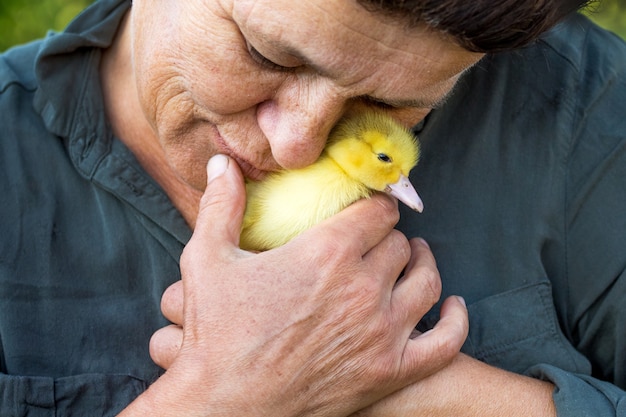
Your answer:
[1,0,625,415]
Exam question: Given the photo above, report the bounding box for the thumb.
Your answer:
[192,154,246,249]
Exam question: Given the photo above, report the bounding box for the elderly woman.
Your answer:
[2,0,624,415]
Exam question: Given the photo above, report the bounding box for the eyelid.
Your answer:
[246,41,293,72]
[363,96,399,110]
[366,94,446,110]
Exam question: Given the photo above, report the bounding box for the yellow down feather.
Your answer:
[240,110,421,251]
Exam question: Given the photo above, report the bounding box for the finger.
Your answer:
[150,324,184,370]
[390,238,442,333]
[361,229,411,293]
[180,155,247,288]
[400,295,468,380]
[190,154,247,252]
[161,281,184,325]
[298,193,400,257]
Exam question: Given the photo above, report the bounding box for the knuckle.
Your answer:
[390,230,411,263]
[149,327,179,369]
[161,282,183,321]
[179,244,196,272]
[364,349,402,387]
[418,265,442,304]
[373,194,400,225]
[179,241,210,281]
[160,286,174,313]
[432,331,460,358]
[312,236,359,273]
[199,183,233,213]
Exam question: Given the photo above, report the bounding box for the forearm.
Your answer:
[357,353,556,417]
[433,354,555,416]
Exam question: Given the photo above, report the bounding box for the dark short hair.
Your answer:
[357,0,591,52]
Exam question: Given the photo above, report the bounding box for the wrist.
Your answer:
[119,369,213,417]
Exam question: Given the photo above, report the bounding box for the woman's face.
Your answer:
[130,0,483,189]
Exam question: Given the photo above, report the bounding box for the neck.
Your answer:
[99,11,202,228]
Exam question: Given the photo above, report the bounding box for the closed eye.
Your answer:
[247,42,293,72]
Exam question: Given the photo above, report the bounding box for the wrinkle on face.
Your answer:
[232,0,483,111]
[128,0,484,196]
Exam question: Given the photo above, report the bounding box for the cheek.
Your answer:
[172,32,286,116]
[134,3,284,119]
[184,61,284,116]
[165,139,216,190]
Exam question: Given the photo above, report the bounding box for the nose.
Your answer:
[256,74,346,169]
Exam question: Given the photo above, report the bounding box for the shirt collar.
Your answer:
[33,0,130,178]
[31,0,192,247]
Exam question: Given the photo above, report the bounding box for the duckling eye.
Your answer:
[377,153,392,163]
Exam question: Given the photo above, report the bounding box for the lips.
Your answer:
[213,128,272,181]
[229,153,270,181]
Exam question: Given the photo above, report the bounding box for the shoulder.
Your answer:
[0,41,53,176]
[538,13,626,115]
[0,40,56,157]
[0,41,76,218]
[471,13,626,102]
[0,40,42,93]
[540,13,626,75]
[445,13,626,160]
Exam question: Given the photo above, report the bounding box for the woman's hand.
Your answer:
[129,154,468,417]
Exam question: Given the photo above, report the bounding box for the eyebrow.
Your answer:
[264,42,453,109]
[252,33,336,78]
[252,31,463,110]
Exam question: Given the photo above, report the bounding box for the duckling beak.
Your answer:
[385,175,424,213]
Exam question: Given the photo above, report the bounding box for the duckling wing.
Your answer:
[241,161,370,251]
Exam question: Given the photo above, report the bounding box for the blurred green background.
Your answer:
[0,0,92,51]
[584,0,626,39]
[0,0,625,52]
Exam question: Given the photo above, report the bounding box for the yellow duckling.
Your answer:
[240,110,423,251]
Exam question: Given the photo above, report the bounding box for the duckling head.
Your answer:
[325,111,424,212]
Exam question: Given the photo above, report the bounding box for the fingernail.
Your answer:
[207,154,229,183]
[417,237,430,249]
[456,296,466,308]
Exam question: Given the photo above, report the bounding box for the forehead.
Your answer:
[231,0,483,104]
